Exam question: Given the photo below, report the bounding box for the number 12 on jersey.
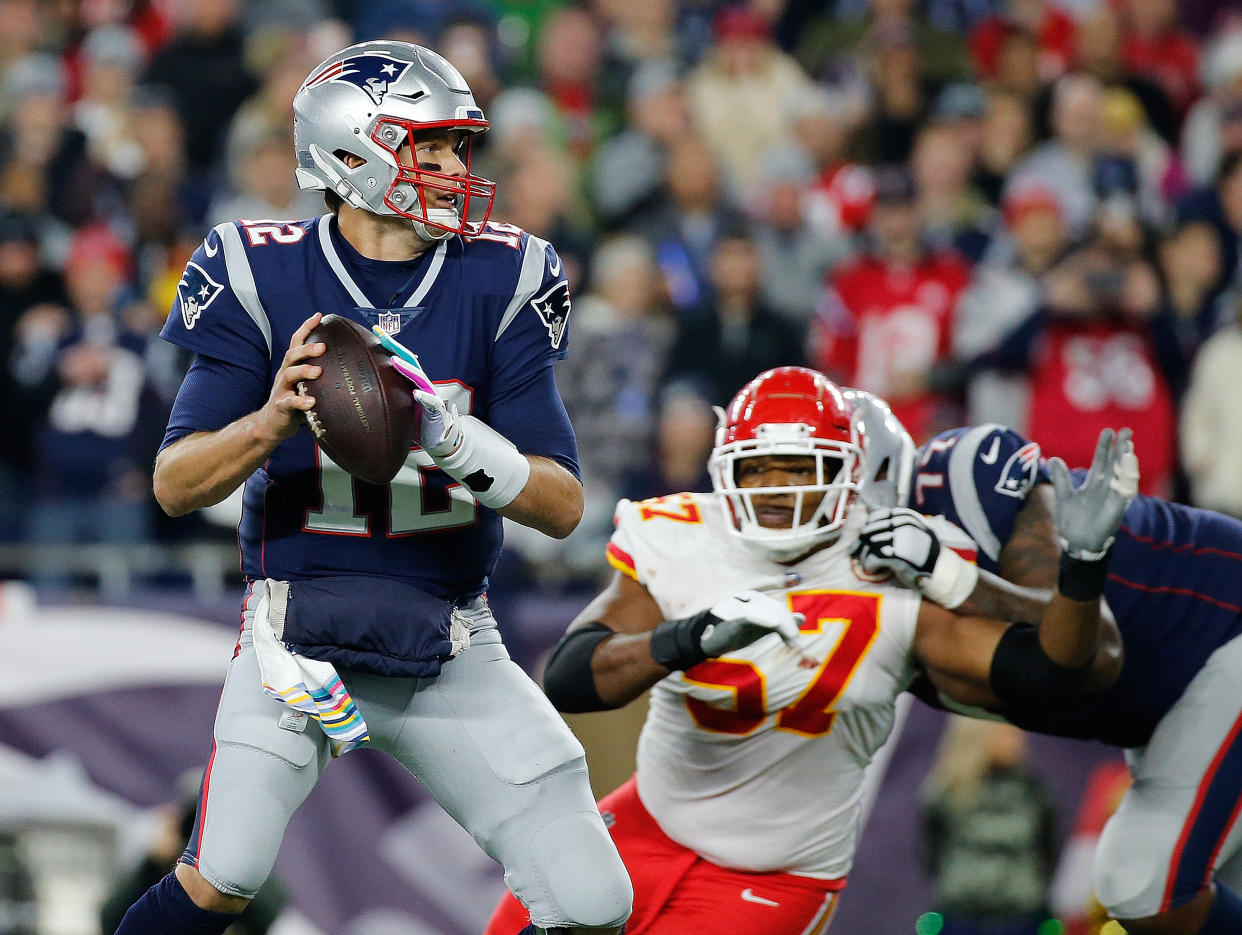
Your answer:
[304,384,477,535]
[684,591,880,738]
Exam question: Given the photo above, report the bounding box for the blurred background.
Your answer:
[0,0,1238,931]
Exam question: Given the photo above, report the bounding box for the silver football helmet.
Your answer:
[843,388,915,509]
[293,40,495,241]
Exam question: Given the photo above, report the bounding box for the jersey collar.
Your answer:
[316,214,448,309]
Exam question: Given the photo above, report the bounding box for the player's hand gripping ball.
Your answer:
[297,314,417,485]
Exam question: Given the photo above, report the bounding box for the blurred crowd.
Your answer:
[4,0,1242,584]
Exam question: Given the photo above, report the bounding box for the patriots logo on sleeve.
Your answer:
[302,53,412,106]
[177,262,224,330]
[994,441,1041,499]
[530,280,571,350]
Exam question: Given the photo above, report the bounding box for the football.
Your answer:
[298,314,417,485]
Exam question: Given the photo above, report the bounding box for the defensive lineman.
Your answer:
[853,412,1242,935]
[116,41,631,935]
[487,366,1135,934]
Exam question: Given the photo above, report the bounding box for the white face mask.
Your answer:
[709,423,861,561]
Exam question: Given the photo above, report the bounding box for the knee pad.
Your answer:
[488,762,632,929]
[1094,816,1165,919]
[525,809,633,928]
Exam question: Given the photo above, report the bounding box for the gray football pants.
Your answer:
[180,594,633,929]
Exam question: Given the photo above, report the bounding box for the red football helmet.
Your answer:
[710,367,862,560]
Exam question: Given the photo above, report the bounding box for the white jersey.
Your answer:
[607,492,923,880]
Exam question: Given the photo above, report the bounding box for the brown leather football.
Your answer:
[298,314,416,485]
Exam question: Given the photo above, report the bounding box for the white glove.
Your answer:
[699,589,805,656]
[1049,427,1140,560]
[852,507,978,609]
[390,356,529,509]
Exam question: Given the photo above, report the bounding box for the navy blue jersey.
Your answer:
[160,215,577,601]
[912,424,1242,748]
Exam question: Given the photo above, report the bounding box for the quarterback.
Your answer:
[854,412,1242,935]
[115,41,630,935]
[487,366,1136,934]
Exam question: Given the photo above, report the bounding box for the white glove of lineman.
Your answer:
[852,507,978,609]
[1049,427,1140,559]
[699,589,805,657]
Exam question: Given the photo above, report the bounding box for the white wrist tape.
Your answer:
[919,548,979,609]
[427,415,530,510]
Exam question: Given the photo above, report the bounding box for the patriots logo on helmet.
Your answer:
[303,52,412,106]
[994,440,1041,499]
[530,280,571,350]
[177,262,224,330]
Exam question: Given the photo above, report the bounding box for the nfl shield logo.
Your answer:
[378,311,402,335]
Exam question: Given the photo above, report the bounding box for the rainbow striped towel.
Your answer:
[251,579,370,756]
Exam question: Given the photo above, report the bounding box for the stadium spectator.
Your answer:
[813,165,969,442]
[952,184,1067,430]
[207,126,323,227]
[1182,27,1242,185]
[1119,0,1201,120]
[591,61,688,231]
[686,6,814,196]
[71,25,146,184]
[790,86,873,240]
[1180,293,1242,518]
[1007,73,1106,237]
[751,147,851,328]
[973,89,1036,205]
[140,0,257,171]
[535,5,619,161]
[795,0,970,86]
[663,228,804,406]
[970,0,1077,85]
[634,133,742,313]
[922,718,1058,935]
[618,385,715,502]
[912,119,993,262]
[559,234,675,509]
[27,227,165,568]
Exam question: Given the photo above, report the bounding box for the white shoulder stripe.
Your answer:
[216,222,273,356]
[495,234,550,342]
[317,215,370,307]
[946,423,1005,561]
[405,239,446,308]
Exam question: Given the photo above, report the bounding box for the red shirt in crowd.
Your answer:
[1026,318,1175,497]
[814,253,969,442]
[971,7,1078,81]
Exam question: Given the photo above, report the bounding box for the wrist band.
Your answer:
[920,548,979,609]
[649,611,714,671]
[1057,549,1111,602]
[428,415,531,510]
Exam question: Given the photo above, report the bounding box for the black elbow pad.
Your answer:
[988,622,1095,713]
[542,622,617,713]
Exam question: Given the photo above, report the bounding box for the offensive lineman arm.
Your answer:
[153,313,326,517]
[912,429,1139,708]
[542,573,803,712]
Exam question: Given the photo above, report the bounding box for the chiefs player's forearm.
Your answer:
[954,570,1051,620]
[590,632,670,707]
[496,456,583,539]
[153,415,281,516]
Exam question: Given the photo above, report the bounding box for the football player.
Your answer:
[852,407,1242,935]
[115,41,631,935]
[485,366,1135,935]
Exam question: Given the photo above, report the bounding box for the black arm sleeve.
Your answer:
[541,622,618,713]
[988,622,1095,713]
